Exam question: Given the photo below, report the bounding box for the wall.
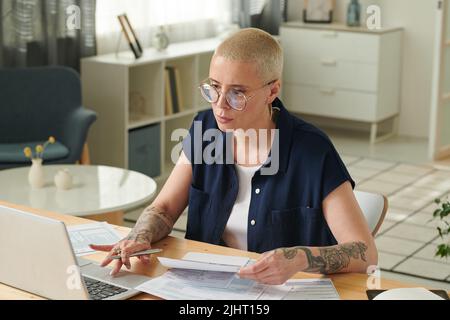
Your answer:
[378,0,436,138]
[285,0,436,138]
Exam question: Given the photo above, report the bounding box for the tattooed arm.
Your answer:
[125,205,175,245]
[281,241,369,274]
[239,241,373,285]
[90,151,192,276]
[239,182,378,284]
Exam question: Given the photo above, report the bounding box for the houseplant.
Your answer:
[433,197,450,258]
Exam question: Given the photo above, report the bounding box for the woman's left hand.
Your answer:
[238,248,306,285]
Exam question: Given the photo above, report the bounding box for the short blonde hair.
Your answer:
[214,28,283,83]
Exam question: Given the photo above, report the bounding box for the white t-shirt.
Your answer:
[222,164,261,251]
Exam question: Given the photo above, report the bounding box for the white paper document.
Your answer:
[136,252,340,300]
[67,222,122,256]
[158,252,251,273]
[258,279,340,300]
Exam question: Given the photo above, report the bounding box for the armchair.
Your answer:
[0,66,97,169]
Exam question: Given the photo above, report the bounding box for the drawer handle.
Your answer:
[321,31,338,38]
[321,59,337,66]
[320,88,336,95]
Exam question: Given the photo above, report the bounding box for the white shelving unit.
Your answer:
[81,38,220,180]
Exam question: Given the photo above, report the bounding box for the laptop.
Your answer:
[0,205,152,300]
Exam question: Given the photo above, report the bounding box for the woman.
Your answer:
[91,28,377,285]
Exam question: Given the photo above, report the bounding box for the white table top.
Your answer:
[0,165,157,216]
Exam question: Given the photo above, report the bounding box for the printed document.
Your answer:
[136,252,340,300]
[67,222,122,256]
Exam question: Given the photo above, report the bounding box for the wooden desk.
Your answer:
[0,201,439,300]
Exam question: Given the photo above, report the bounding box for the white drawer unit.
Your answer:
[280,22,403,144]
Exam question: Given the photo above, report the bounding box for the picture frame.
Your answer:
[303,0,335,24]
[117,14,143,59]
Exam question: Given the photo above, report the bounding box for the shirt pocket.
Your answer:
[186,184,211,240]
[271,206,334,248]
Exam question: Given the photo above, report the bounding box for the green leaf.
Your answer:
[437,227,443,238]
[433,209,441,218]
[435,198,441,204]
[435,244,450,258]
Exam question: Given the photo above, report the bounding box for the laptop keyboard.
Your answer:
[83,277,128,300]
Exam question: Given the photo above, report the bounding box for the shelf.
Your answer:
[82,37,222,67]
[129,107,207,130]
[128,114,163,130]
[81,36,218,177]
[129,63,164,121]
[164,114,192,173]
[165,109,196,121]
[165,56,196,112]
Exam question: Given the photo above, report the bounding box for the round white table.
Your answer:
[0,165,157,225]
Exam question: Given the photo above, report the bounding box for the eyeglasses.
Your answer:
[198,79,276,111]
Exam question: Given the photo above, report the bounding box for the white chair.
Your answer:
[354,191,388,237]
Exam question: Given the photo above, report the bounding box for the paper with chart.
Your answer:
[67,222,122,256]
[135,252,340,300]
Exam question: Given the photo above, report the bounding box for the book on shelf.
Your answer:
[174,67,184,112]
[164,66,183,115]
[164,68,173,116]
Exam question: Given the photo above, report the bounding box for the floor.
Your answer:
[341,155,450,288]
[329,129,450,290]
[124,129,450,291]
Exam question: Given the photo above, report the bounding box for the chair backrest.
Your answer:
[354,190,388,237]
[0,66,81,143]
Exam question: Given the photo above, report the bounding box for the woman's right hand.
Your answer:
[89,239,151,276]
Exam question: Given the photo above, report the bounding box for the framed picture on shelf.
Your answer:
[303,0,334,24]
[117,14,143,59]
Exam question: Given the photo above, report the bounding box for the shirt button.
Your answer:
[250,219,256,226]
[255,188,261,194]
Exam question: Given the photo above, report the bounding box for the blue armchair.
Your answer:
[0,66,97,169]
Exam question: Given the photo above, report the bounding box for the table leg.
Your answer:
[85,211,124,226]
[370,123,378,145]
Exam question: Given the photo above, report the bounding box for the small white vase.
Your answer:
[152,26,169,51]
[28,158,45,189]
[54,169,73,190]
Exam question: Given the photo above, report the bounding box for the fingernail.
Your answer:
[109,270,114,276]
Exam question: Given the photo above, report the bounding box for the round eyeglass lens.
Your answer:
[226,90,246,110]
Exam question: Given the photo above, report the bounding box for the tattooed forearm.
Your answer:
[281,242,368,274]
[125,206,174,244]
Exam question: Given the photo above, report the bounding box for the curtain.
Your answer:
[0,0,96,71]
[95,0,233,55]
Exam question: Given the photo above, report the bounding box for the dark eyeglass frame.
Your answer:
[198,79,277,111]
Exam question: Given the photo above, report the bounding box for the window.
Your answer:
[96,0,232,36]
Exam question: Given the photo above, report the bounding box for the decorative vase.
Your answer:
[28,158,45,189]
[347,0,361,27]
[152,26,170,51]
[54,169,73,190]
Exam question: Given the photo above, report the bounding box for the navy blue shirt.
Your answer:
[182,98,354,253]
